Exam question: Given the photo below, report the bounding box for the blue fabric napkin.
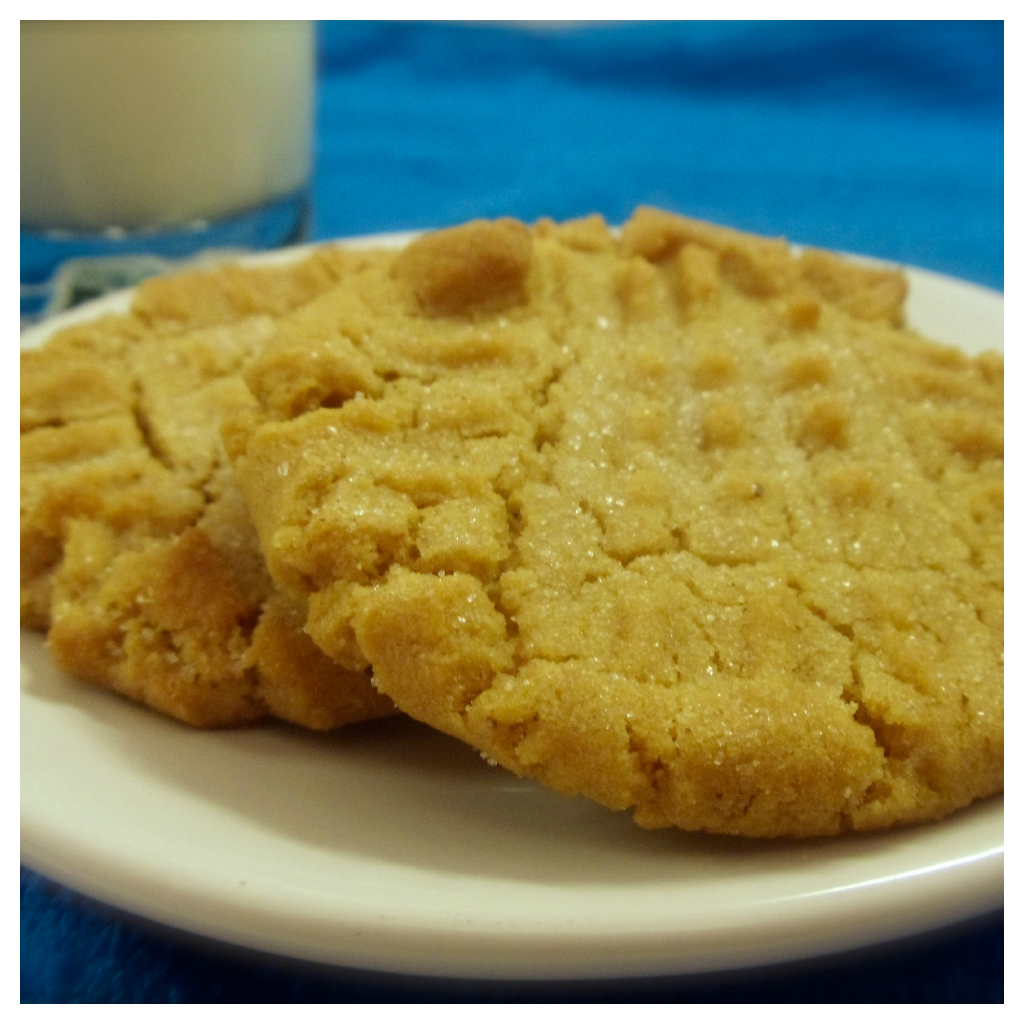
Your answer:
[311,20,1002,288]
[22,20,1003,1003]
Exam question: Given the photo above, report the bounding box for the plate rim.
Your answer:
[20,747,1004,978]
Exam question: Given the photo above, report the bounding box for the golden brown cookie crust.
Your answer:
[21,253,395,729]
[227,211,998,835]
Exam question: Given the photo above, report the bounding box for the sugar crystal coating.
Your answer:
[229,210,1002,836]
[21,249,395,728]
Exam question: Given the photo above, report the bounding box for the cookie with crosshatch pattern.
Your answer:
[223,208,1002,835]
[21,249,395,728]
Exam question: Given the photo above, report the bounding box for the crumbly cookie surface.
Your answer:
[228,209,999,835]
[21,249,396,729]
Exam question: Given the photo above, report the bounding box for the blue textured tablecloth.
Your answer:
[22,20,1003,1003]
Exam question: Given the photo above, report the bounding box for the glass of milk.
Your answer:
[21,21,314,320]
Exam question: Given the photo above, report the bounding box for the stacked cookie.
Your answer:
[21,248,395,729]
[21,209,1003,836]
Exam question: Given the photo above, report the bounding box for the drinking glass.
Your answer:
[21,20,314,321]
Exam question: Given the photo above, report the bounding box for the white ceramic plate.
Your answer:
[20,241,1004,980]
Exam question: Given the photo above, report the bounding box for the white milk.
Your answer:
[21,21,313,232]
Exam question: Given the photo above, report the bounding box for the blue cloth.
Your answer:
[22,20,1003,1003]
[311,20,1002,288]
